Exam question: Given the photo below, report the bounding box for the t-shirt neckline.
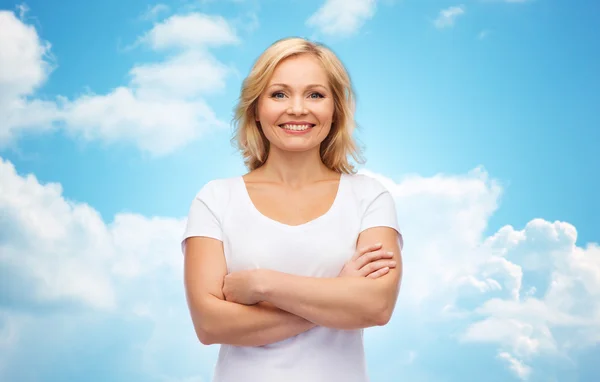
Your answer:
[238,173,346,229]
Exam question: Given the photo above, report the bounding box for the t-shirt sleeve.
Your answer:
[359,178,404,250]
[181,181,223,254]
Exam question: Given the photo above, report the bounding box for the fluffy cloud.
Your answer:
[0,157,184,311]
[306,0,377,37]
[0,156,216,381]
[140,4,170,21]
[0,11,50,98]
[361,168,600,380]
[459,221,600,369]
[498,352,532,380]
[0,10,59,146]
[141,13,239,50]
[60,88,222,155]
[129,51,230,98]
[364,167,503,304]
[434,5,465,29]
[0,10,237,156]
[1,158,598,380]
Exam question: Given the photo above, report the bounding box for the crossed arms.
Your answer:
[183,226,403,347]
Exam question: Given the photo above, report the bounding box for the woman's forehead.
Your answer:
[268,56,330,88]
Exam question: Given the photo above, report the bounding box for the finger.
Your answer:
[351,243,380,261]
[351,242,383,261]
[359,259,396,277]
[354,250,384,269]
[355,250,394,269]
[367,267,389,279]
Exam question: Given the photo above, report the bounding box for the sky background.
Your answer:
[0,0,599,381]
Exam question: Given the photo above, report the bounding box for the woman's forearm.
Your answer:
[257,270,399,330]
[193,295,316,347]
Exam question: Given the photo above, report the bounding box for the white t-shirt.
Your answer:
[182,172,402,382]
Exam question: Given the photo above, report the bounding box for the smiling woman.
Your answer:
[181,37,404,382]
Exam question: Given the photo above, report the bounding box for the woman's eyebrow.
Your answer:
[268,83,329,90]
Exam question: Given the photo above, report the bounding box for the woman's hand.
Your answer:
[339,243,396,279]
[223,269,264,305]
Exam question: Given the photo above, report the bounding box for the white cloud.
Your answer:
[0,10,59,147]
[363,167,503,304]
[60,87,223,155]
[0,9,49,90]
[0,157,186,310]
[0,158,114,310]
[434,5,465,29]
[129,51,230,98]
[306,0,377,37]
[15,3,30,19]
[142,13,239,50]
[0,9,237,156]
[140,4,170,21]
[497,352,532,380]
[363,167,600,380]
[0,156,215,380]
[57,13,236,154]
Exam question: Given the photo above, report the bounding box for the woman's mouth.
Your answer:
[278,123,315,132]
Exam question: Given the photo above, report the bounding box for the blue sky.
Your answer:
[0,0,599,381]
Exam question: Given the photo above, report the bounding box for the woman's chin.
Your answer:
[273,140,321,153]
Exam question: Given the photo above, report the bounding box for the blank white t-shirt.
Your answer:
[181,172,402,382]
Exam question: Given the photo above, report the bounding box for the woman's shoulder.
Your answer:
[193,176,241,203]
[344,172,389,195]
[199,176,240,190]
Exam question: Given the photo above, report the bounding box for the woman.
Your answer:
[182,37,403,382]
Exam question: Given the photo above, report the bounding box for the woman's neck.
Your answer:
[255,147,337,187]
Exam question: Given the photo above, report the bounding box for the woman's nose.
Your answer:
[287,97,307,115]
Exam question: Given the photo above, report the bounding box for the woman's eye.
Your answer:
[270,91,324,99]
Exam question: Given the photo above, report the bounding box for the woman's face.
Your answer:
[256,54,335,154]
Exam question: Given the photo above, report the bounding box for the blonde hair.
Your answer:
[231,37,364,173]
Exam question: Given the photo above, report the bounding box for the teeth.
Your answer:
[280,124,313,131]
